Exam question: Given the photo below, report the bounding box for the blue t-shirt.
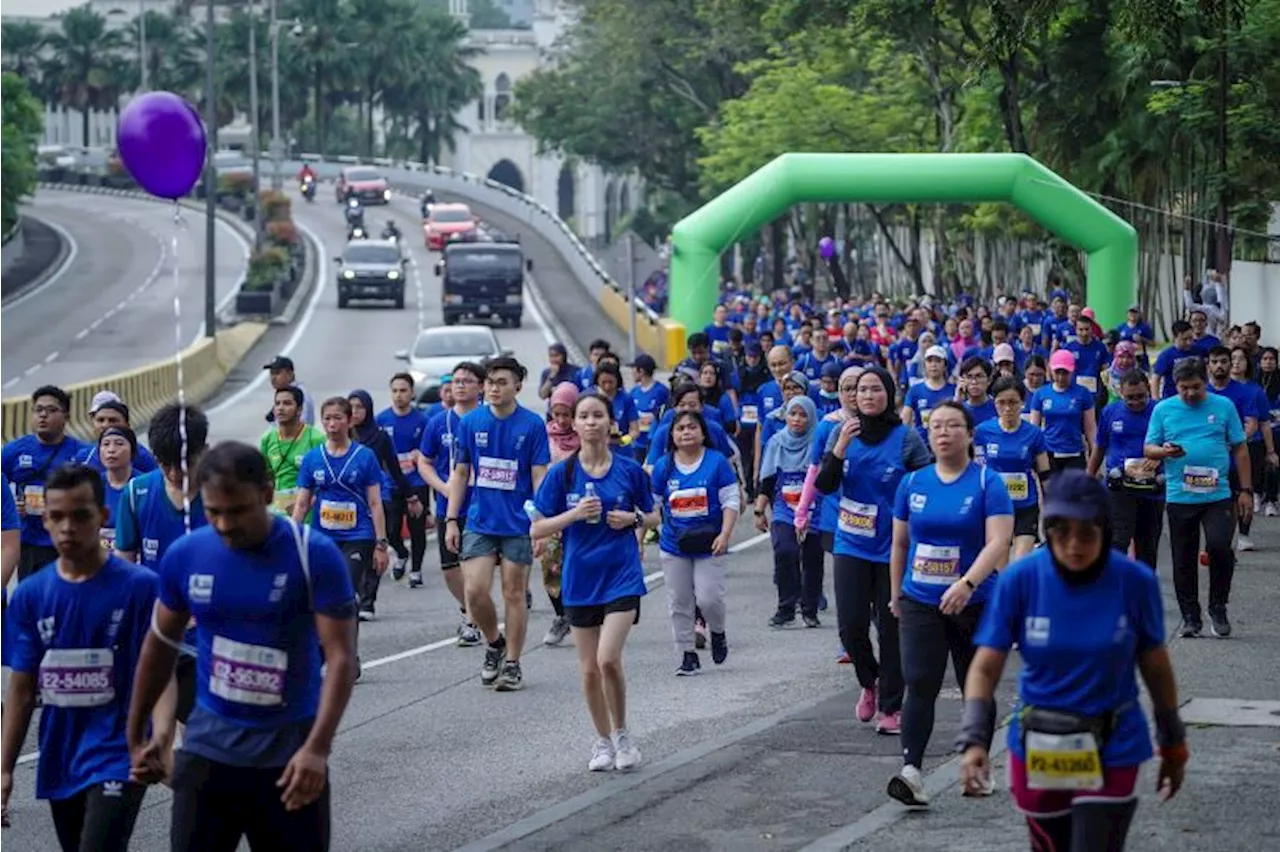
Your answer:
[1152,345,1202,398]
[1115,321,1153,346]
[1065,339,1110,399]
[962,397,998,428]
[1,435,88,545]
[797,351,838,383]
[1145,393,1244,505]
[894,464,1013,607]
[645,418,737,467]
[418,408,472,519]
[630,382,671,449]
[1208,380,1258,438]
[1031,383,1094,455]
[824,425,932,563]
[1244,382,1270,444]
[974,420,1047,511]
[75,443,158,475]
[756,380,785,426]
[98,470,140,552]
[296,443,383,542]
[651,450,737,558]
[1097,400,1163,500]
[8,557,157,799]
[114,469,207,568]
[375,407,428,488]
[0,475,16,667]
[455,404,552,537]
[608,391,640,441]
[903,381,956,445]
[533,454,654,606]
[807,418,843,533]
[158,519,355,767]
[976,548,1163,767]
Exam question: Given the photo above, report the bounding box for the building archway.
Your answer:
[487,159,524,193]
[604,180,617,240]
[557,164,576,221]
[494,73,512,123]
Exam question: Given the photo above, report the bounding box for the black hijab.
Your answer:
[856,367,902,446]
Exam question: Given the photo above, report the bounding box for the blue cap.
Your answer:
[1042,470,1110,524]
[821,361,843,379]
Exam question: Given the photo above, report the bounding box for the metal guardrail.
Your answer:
[290,154,663,326]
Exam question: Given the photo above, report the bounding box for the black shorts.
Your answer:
[49,779,147,852]
[439,517,466,570]
[1013,506,1040,540]
[175,653,196,724]
[565,595,641,629]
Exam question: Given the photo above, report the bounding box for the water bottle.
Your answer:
[584,482,601,524]
[523,500,539,522]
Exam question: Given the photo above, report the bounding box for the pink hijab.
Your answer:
[547,382,581,460]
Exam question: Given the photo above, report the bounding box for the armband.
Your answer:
[954,697,996,753]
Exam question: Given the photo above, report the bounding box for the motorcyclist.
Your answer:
[420,189,436,218]
[382,219,402,241]
[298,163,317,183]
[345,199,364,227]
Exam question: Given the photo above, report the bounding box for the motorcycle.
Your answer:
[348,225,367,240]
[299,176,317,202]
[381,227,402,243]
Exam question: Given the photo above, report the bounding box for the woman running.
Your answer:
[1021,355,1048,422]
[976,377,1050,563]
[97,426,140,553]
[888,400,1013,806]
[1230,345,1276,530]
[1259,346,1280,515]
[348,389,418,574]
[531,392,658,772]
[651,410,740,675]
[755,395,823,627]
[699,361,739,434]
[958,357,998,426]
[959,471,1188,851]
[1030,350,1096,474]
[901,345,956,448]
[537,382,581,646]
[817,367,931,733]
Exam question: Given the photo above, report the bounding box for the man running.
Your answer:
[444,357,550,691]
[376,373,429,585]
[75,391,159,472]
[2,464,175,849]
[417,362,485,646]
[261,387,326,518]
[1,385,86,581]
[264,357,316,425]
[127,442,358,851]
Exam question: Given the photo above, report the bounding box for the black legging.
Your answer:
[1240,441,1265,535]
[1047,454,1087,475]
[771,522,825,617]
[833,554,902,714]
[384,485,430,571]
[897,595,987,768]
[1108,490,1164,570]
[1027,800,1138,852]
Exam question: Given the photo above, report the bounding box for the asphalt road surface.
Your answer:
[0,190,250,397]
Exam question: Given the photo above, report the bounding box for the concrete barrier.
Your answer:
[2,322,267,443]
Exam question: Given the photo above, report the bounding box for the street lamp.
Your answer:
[204,0,217,338]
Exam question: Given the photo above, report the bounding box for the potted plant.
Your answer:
[235,246,291,315]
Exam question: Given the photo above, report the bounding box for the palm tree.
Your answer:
[1,21,50,101]
[122,11,204,97]
[42,6,128,145]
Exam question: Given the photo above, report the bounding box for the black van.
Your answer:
[437,241,532,327]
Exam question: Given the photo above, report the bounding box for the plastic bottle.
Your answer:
[584,482,601,523]
[523,499,539,522]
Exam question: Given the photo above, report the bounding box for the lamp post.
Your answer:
[139,0,148,90]
[248,0,263,249]
[204,0,217,338]
[269,0,283,189]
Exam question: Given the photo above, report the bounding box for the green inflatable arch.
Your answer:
[668,153,1137,333]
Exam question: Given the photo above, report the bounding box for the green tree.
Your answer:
[2,72,44,235]
[41,5,128,145]
[0,22,51,101]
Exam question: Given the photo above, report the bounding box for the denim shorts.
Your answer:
[461,529,533,566]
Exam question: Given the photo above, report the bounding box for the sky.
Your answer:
[2,1,85,19]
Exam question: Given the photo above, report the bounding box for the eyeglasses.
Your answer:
[33,405,65,416]
[928,421,968,433]
[994,398,1023,408]
[451,377,479,386]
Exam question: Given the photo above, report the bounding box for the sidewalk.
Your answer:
[464,519,1280,852]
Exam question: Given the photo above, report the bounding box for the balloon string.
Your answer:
[171,201,191,535]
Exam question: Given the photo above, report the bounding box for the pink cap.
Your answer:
[1048,350,1077,372]
[992,343,1015,364]
[1081,307,1096,320]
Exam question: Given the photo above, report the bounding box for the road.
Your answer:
[0,189,250,398]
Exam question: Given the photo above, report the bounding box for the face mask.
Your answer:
[820,390,838,400]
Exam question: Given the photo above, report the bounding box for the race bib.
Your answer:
[912,543,960,584]
[1052,452,1081,460]
[1030,323,1042,336]
[1000,472,1029,501]
[319,499,358,531]
[1122,458,1156,489]
[476,456,518,491]
[1182,465,1219,494]
[740,405,759,426]
[1025,730,1104,791]
[397,451,415,474]
[781,483,803,508]
[1077,375,1098,393]
[837,499,877,537]
[639,412,656,433]
[99,526,117,552]
[210,636,287,707]
[39,648,115,708]
[668,487,710,519]
[22,484,45,516]
[712,339,730,356]
[271,487,298,515]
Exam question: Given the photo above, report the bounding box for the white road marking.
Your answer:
[2,378,18,390]
[12,531,771,769]
[23,365,40,377]
[523,283,556,348]
[74,329,89,340]
[1,213,80,311]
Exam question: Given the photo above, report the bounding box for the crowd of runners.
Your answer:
[0,269,1274,851]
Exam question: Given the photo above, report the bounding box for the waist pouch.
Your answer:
[1020,703,1130,748]
[676,525,720,556]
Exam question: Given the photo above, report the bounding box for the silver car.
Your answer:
[394,325,512,400]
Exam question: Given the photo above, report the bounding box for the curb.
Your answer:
[0,213,72,308]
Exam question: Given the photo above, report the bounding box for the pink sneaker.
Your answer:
[855,686,877,723]
[875,711,901,735]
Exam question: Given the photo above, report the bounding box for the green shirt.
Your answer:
[261,424,327,514]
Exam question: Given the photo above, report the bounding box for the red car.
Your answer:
[335,166,391,205]
[423,203,479,250]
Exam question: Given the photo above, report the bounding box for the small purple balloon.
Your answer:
[818,236,835,260]
[117,91,207,199]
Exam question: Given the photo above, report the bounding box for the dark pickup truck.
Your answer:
[437,241,532,328]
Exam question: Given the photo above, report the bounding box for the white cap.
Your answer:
[89,390,122,414]
[925,345,948,361]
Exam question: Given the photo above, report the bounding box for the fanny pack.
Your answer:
[676,525,720,556]
[1019,702,1133,792]
[1020,703,1130,744]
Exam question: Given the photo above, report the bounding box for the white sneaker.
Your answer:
[358,609,376,622]
[1254,493,1263,514]
[612,729,641,771]
[887,765,929,807]
[1265,502,1278,517]
[588,736,615,771]
[1237,535,1255,552]
[961,772,996,797]
[543,615,571,646]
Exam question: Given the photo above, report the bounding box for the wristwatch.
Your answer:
[445,517,459,525]
[632,510,644,530]
[375,538,390,552]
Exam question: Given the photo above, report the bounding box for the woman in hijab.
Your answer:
[349,389,416,541]
[755,395,824,627]
[816,367,931,734]
[538,382,581,646]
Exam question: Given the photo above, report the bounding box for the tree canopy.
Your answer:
[2,72,44,236]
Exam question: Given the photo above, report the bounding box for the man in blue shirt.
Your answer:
[375,373,428,586]
[1144,357,1251,639]
[1088,370,1163,570]
[1151,321,1200,399]
[127,442,357,852]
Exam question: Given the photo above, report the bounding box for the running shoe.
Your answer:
[408,570,423,588]
[856,686,878,723]
[836,650,852,664]
[481,642,507,685]
[676,651,701,676]
[1178,617,1203,638]
[391,556,407,582]
[710,631,728,665]
[802,614,821,628]
[875,711,901,735]
[1237,535,1255,552]
[358,609,376,622]
[1208,608,1232,638]
[769,611,796,628]
[588,737,615,771]
[456,622,482,647]
[887,765,929,807]
[612,729,642,770]
[543,615,571,646]
[494,660,524,691]
[1265,502,1277,517]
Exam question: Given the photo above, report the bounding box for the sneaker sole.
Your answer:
[675,668,700,677]
[1209,624,1232,638]
[481,672,501,685]
[614,757,641,771]
[457,638,482,647]
[494,680,524,692]
[887,776,929,808]
[588,762,614,772]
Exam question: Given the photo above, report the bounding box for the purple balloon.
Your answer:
[818,236,836,260]
[117,91,207,199]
